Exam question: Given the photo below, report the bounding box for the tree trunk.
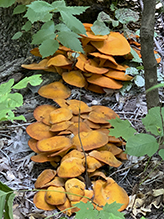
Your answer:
[140,0,160,110]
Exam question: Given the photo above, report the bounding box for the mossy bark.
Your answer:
[140,0,160,110]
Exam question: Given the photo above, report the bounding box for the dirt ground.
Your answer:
[1,1,164,219]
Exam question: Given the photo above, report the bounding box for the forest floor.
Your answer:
[1,2,164,219]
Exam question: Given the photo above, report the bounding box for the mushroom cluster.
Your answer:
[21,23,136,93]
[26,81,129,214]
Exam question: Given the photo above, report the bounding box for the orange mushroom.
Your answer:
[67,99,92,115]
[73,130,108,151]
[89,52,118,66]
[87,74,123,89]
[49,108,73,124]
[31,153,60,163]
[47,54,72,67]
[50,121,73,132]
[36,136,72,153]
[28,138,40,153]
[38,81,71,100]
[67,122,91,135]
[34,169,56,189]
[91,105,119,120]
[86,155,104,172]
[62,71,86,88]
[45,186,66,205]
[105,69,133,81]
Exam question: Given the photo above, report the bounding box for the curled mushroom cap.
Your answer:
[67,99,92,115]
[47,54,72,67]
[45,186,66,205]
[50,121,73,132]
[33,191,56,211]
[105,69,133,81]
[57,157,85,178]
[89,52,118,66]
[87,74,123,89]
[62,71,86,88]
[93,178,129,211]
[49,108,73,124]
[26,122,54,140]
[65,178,85,201]
[92,105,119,120]
[86,156,104,172]
[34,169,56,189]
[28,138,40,153]
[73,130,108,151]
[31,153,60,163]
[91,32,131,56]
[38,81,71,100]
[37,136,72,153]
[33,105,57,125]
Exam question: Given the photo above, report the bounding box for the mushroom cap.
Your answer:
[62,71,86,88]
[33,191,56,211]
[116,151,128,160]
[67,122,91,135]
[84,62,109,75]
[30,47,42,57]
[61,149,84,163]
[45,186,66,205]
[21,59,49,70]
[87,84,105,94]
[31,153,60,163]
[105,69,133,81]
[67,99,92,115]
[37,136,72,153]
[81,31,108,41]
[89,52,118,66]
[38,81,71,100]
[34,169,56,189]
[87,111,109,124]
[53,98,68,108]
[75,53,88,72]
[26,122,54,140]
[89,150,122,167]
[57,157,85,178]
[98,143,123,156]
[87,74,123,89]
[28,138,40,153]
[73,130,108,151]
[49,108,73,124]
[40,176,65,188]
[33,105,57,125]
[86,156,104,172]
[57,198,72,216]
[50,121,73,132]
[47,54,72,67]
[93,178,129,211]
[91,32,131,56]
[65,178,85,201]
[92,105,119,120]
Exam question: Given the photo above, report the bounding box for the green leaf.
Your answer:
[97,11,119,27]
[109,117,136,141]
[74,201,98,219]
[115,8,139,24]
[134,75,145,87]
[64,6,89,15]
[13,5,27,14]
[32,21,56,44]
[146,83,164,93]
[57,31,83,52]
[142,106,164,136]
[0,181,15,219]
[60,10,86,34]
[24,7,52,23]
[21,21,32,31]
[91,20,110,35]
[159,149,164,160]
[0,79,14,100]
[130,48,142,63]
[27,1,54,13]
[99,202,124,219]
[12,31,23,40]
[51,0,66,8]
[0,0,15,7]
[125,134,159,157]
[13,75,43,89]
[39,39,59,58]
[125,67,139,76]
[7,93,23,108]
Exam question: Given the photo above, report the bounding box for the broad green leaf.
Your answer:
[31,22,56,44]
[130,48,142,63]
[60,10,86,34]
[159,149,164,160]
[0,79,14,99]
[13,5,27,14]
[0,181,15,219]
[115,8,139,24]
[142,107,164,136]
[125,67,139,76]
[27,1,54,13]
[13,75,43,89]
[64,6,89,15]
[74,201,98,219]
[12,31,23,40]
[0,0,15,7]
[24,8,52,23]
[125,134,159,157]
[21,21,32,31]
[55,23,71,32]
[7,93,23,108]
[99,202,124,219]
[39,39,59,58]
[146,83,164,93]
[97,11,119,27]
[109,117,136,141]
[91,20,110,35]
[51,0,66,9]
[57,31,83,52]
[134,75,145,87]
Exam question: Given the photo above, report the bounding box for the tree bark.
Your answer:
[140,0,160,110]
